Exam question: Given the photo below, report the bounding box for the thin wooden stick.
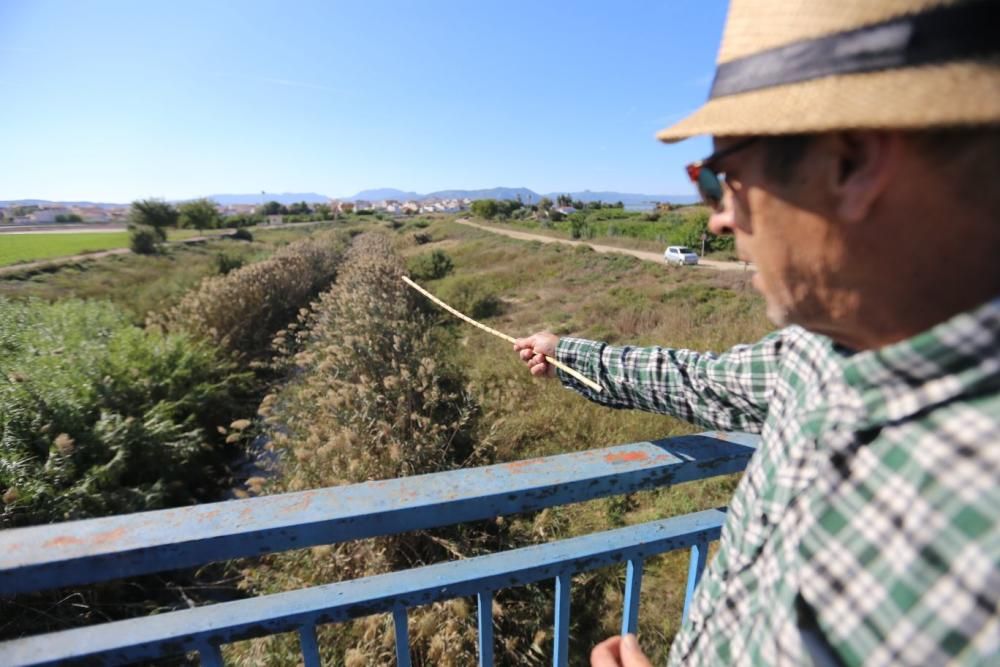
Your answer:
[402,275,602,393]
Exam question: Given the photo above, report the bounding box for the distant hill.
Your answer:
[341,187,696,206]
[0,199,125,209]
[2,189,699,211]
[345,188,422,202]
[424,187,540,202]
[547,190,698,207]
[206,193,330,205]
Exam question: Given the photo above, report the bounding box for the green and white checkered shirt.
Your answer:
[556,297,1000,666]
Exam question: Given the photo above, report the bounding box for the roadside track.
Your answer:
[453,219,752,272]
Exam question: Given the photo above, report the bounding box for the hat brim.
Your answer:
[657,61,1000,143]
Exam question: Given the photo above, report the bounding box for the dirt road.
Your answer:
[454,219,752,272]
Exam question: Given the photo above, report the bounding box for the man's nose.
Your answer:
[708,190,735,235]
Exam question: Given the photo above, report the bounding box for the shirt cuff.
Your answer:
[555,336,604,397]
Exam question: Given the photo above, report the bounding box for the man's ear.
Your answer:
[827,131,900,223]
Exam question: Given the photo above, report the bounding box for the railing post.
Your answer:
[477,590,494,667]
[621,558,644,635]
[553,573,571,667]
[682,539,709,625]
[392,605,411,667]
[197,642,224,667]
[298,624,321,667]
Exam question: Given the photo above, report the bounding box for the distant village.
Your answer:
[0,197,475,225]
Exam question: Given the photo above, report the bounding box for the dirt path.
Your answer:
[454,219,752,272]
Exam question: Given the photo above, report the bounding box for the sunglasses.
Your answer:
[685,137,758,211]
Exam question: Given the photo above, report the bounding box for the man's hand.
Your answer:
[513,332,560,379]
[590,634,653,667]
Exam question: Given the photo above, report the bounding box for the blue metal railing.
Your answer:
[0,431,758,666]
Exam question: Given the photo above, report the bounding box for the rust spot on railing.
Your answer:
[604,451,648,464]
[43,535,84,548]
[93,527,126,545]
[279,492,314,514]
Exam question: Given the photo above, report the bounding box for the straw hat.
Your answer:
[657,0,1000,142]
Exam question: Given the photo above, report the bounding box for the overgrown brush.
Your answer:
[0,298,252,528]
[232,233,576,665]
[151,231,347,358]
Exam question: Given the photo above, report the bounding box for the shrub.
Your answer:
[234,233,488,663]
[214,253,244,275]
[407,249,454,281]
[0,298,251,528]
[439,277,503,320]
[231,228,254,242]
[128,225,159,254]
[412,231,432,245]
[151,231,347,358]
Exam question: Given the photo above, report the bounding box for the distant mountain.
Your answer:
[544,191,699,207]
[0,199,125,209]
[342,187,695,206]
[425,187,540,202]
[344,188,422,202]
[206,193,330,205]
[2,189,699,211]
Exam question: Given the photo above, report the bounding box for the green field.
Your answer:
[0,229,224,267]
[0,232,131,266]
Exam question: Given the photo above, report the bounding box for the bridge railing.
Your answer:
[0,431,758,666]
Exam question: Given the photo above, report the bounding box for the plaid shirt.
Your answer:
[556,297,1000,666]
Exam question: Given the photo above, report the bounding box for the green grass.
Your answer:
[0,229,234,267]
[0,232,131,266]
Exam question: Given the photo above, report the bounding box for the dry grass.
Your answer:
[228,218,774,664]
[151,231,347,358]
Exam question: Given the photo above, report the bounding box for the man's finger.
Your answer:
[591,635,623,666]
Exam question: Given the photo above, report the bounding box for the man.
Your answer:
[514,1,999,664]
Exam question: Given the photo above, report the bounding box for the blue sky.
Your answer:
[0,0,728,202]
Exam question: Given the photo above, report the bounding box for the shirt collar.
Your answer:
[837,296,1000,427]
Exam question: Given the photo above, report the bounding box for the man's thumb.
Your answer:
[621,634,652,667]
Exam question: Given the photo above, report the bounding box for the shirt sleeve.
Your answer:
[555,330,787,433]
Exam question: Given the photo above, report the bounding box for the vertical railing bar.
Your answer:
[299,623,321,667]
[392,605,412,667]
[621,557,644,636]
[477,590,495,667]
[198,642,225,667]
[682,539,709,625]
[553,573,571,667]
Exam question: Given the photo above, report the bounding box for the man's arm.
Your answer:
[515,330,786,433]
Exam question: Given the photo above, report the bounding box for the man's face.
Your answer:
[707,136,852,333]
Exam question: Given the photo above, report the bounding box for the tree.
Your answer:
[178,199,222,230]
[128,199,178,241]
[259,201,287,216]
[470,199,500,220]
[556,194,572,208]
[313,203,333,219]
[538,197,553,211]
[288,201,311,215]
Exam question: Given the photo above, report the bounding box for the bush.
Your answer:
[214,253,244,275]
[128,225,159,254]
[231,228,253,241]
[151,231,347,359]
[0,298,251,528]
[412,231,432,245]
[234,233,487,663]
[407,249,454,281]
[439,277,503,320]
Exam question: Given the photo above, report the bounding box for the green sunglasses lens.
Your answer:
[697,167,723,207]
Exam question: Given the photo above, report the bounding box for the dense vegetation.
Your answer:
[0,298,251,527]
[1,213,771,662]
[151,230,348,359]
